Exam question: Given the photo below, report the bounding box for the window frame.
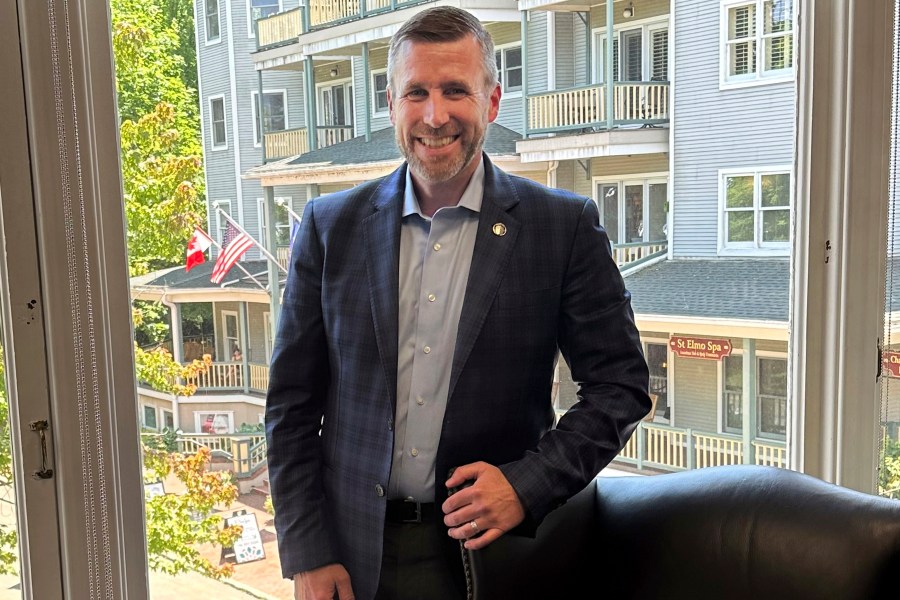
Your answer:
[205,0,221,45]
[142,404,158,430]
[208,94,228,151]
[494,43,523,95]
[717,350,789,439]
[250,89,288,147]
[592,173,669,245]
[162,409,175,431]
[720,0,796,89]
[591,16,670,85]
[257,196,292,246]
[718,166,792,256]
[193,411,235,434]
[371,69,389,115]
[221,310,241,361]
[214,199,233,243]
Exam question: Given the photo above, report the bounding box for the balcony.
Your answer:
[181,361,270,394]
[613,241,667,270]
[264,125,355,160]
[528,81,670,134]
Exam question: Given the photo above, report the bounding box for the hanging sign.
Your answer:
[224,510,266,564]
[669,336,732,360]
[882,352,900,378]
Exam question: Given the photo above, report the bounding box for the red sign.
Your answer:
[669,336,732,360]
[882,352,900,378]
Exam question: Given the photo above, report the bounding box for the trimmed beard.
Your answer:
[396,123,486,183]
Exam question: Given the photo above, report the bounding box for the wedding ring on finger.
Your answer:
[469,520,479,534]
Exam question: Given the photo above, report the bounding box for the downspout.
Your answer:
[160,295,182,431]
[547,160,559,189]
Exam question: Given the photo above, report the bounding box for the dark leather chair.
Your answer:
[468,465,900,599]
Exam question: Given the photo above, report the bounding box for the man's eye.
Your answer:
[407,90,427,98]
[446,88,467,96]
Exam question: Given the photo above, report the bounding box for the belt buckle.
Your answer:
[402,500,422,524]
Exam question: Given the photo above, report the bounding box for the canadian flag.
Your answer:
[185,228,213,272]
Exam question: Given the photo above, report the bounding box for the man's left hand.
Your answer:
[442,462,525,550]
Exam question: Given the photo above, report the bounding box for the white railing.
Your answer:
[694,432,744,468]
[277,246,290,269]
[249,363,269,393]
[644,425,687,469]
[183,361,268,392]
[612,241,667,267]
[309,0,359,27]
[256,8,301,48]
[753,440,787,467]
[265,128,309,160]
[527,82,670,132]
[316,126,354,148]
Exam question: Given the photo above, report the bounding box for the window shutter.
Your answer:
[651,30,668,80]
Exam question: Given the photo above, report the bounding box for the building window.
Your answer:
[209,95,227,150]
[162,410,175,431]
[595,179,668,245]
[722,0,794,86]
[195,412,234,434]
[722,355,743,433]
[142,405,158,430]
[720,169,790,253]
[222,310,241,361]
[372,71,389,113]
[257,197,291,246]
[719,355,787,439]
[646,342,669,422]
[251,90,287,146]
[248,0,280,37]
[214,199,232,243]
[206,0,220,43]
[494,46,522,93]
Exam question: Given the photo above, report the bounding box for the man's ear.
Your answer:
[487,83,501,123]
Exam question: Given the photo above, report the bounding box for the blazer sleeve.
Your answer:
[498,197,651,529]
[265,200,340,579]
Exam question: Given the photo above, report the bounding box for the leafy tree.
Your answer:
[879,436,900,500]
[0,349,18,575]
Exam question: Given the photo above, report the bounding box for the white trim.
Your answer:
[667,7,675,260]
[204,0,222,46]
[719,0,796,90]
[247,0,283,39]
[717,166,792,256]
[371,68,389,116]
[591,15,669,84]
[316,77,354,126]
[214,199,233,242]
[141,404,159,430]
[251,88,289,148]
[137,386,267,407]
[546,12,556,90]
[224,0,245,224]
[256,195,292,242]
[495,41,523,96]
[162,409,175,430]
[591,174,669,244]
[193,0,216,249]
[221,309,241,359]
[208,94,228,150]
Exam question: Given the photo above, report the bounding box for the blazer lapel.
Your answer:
[448,155,521,402]
[363,165,405,410]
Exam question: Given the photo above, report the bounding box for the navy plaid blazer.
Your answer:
[266,155,650,599]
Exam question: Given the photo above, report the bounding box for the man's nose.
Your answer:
[423,95,449,128]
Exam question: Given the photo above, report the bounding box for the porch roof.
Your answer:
[625,258,790,323]
[130,259,279,303]
[242,123,538,185]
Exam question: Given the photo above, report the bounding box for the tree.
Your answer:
[0,349,18,575]
[879,437,900,500]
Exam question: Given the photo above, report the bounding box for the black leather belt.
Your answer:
[385,499,436,523]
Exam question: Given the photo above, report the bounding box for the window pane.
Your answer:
[506,47,522,69]
[648,183,667,241]
[651,30,668,81]
[143,406,158,429]
[761,173,790,206]
[625,185,643,242]
[728,211,754,242]
[646,343,669,421]
[765,35,792,71]
[726,175,754,208]
[729,5,756,40]
[758,358,787,436]
[251,0,280,21]
[599,184,619,244]
[724,356,744,431]
[763,0,792,34]
[506,67,522,90]
[762,209,790,242]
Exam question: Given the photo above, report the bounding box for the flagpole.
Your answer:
[276,198,303,225]
[199,226,268,290]
[214,207,287,273]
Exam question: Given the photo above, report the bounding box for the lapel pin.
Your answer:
[492,223,507,237]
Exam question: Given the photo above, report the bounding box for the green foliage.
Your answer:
[879,437,900,499]
[134,344,211,397]
[0,349,17,575]
[263,495,275,516]
[142,428,180,453]
[237,422,265,434]
[133,301,171,347]
[143,447,242,578]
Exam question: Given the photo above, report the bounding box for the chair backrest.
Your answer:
[469,465,900,600]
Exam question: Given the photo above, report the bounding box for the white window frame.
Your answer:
[717,350,789,439]
[371,69,389,115]
[257,196,292,245]
[221,310,241,360]
[719,0,796,89]
[494,43,523,96]
[643,337,671,424]
[251,89,288,147]
[205,0,221,45]
[718,166,792,256]
[316,78,354,127]
[194,411,235,434]
[162,409,175,431]
[208,94,227,150]
[247,0,283,38]
[592,173,669,245]
[142,404,158,430]
[214,199,233,243]
[591,16,669,85]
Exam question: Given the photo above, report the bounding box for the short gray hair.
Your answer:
[387,7,499,94]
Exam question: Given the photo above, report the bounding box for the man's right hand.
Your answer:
[293,563,355,600]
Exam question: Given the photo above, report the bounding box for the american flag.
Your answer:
[211,222,253,284]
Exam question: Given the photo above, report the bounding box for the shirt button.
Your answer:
[427,293,436,302]
[375,484,385,497]
[410,448,419,457]
[433,243,442,251]
[416,396,424,406]
[423,346,431,354]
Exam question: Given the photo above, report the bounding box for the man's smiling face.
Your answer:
[388,35,501,186]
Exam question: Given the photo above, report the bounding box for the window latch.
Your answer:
[29,420,54,480]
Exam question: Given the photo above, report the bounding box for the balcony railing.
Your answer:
[615,422,788,472]
[183,361,268,394]
[527,81,670,134]
[264,125,355,160]
[613,240,667,269]
[256,0,428,49]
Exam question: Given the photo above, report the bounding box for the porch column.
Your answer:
[362,42,372,142]
[263,186,281,343]
[605,0,614,130]
[742,339,758,464]
[521,10,529,137]
[257,70,266,162]
[165,299,183,431]
[305,57,318,151]
[239,301,250,394]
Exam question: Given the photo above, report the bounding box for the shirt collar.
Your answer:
[402,157,485,219]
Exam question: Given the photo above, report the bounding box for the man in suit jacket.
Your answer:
[266,7,651,600]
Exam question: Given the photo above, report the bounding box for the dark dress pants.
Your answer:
[375,519,467,600]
